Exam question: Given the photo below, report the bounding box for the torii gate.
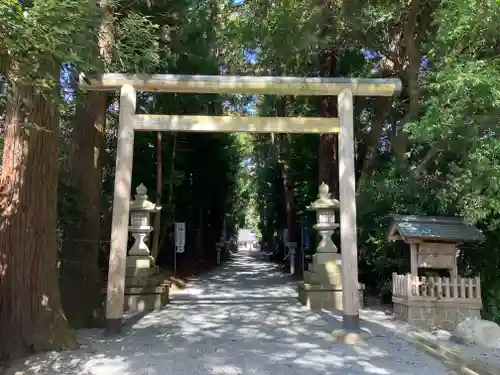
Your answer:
[79,74,401,335]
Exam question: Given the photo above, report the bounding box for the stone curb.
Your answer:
[393,330,496,375]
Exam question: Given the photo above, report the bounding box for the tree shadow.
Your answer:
[4,251,453,375]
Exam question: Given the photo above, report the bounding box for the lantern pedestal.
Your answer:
[299,247,347,310]
[298,183,364,311]
[105,257,170,313]
[125,258,170,313]
[126,255,154,269]
[123,184,170,313]
[123,283,170,312]
[129,227,153,256]
[299,252,365,310]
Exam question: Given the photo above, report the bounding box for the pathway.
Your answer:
[7,250,456,375]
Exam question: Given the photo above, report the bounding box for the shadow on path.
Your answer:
[6,250,456,375]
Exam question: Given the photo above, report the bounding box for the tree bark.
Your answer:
[275,98,300,262]
[357,97,391,188]
[0,61,77,363]
[403,0,422,123]
[318,47,339,198]
[279,135,301,275]
[158,133,177,259]
[195,204,204,264]
[58,0,113,328]
[150,132,162,261]
[59,91,107,328]
[388,0,437,166]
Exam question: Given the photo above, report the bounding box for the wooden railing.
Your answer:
[392,273,481,300]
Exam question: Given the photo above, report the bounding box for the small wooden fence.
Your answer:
[392,273,481,300]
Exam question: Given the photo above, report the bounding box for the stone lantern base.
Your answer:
[122,255,170,313]
[298,253,364,310]
[298,283,344,310]
[298,283,365,310]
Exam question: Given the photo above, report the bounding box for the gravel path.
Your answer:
[361,306,500,374]
[6,250,456,375]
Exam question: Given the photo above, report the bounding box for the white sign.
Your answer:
[175,222,186,253]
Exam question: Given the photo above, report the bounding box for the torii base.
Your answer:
[330,329,372,345]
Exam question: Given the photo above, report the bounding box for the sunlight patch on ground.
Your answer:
[6,250,457,375]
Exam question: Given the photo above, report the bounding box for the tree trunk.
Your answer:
[158,133,177,260]
[195,205,204,264]
[58,0,113,328]
[150,131,162,261]
[318,47,339,198]
[279,136,301,275]
[275,98,300,272]
[356,98,391,189]
[0,62,77,363]
[59,91,107,328]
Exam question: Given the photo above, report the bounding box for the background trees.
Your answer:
[0,0,499,364]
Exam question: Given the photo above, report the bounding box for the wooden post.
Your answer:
[406,273,413,298]
[443,277,450,298]
[475,275,481,299]
[460,278,466,298]
[338,88,360,331]
[468,278,474,299]
[452,276,458,298]
[105,84,136,334]
[410,243,418,276]
[451,245,458,280]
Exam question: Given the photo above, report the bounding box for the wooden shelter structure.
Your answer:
[79,73,402,335]
[388,215,485,330]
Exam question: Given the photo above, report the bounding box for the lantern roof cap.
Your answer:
[307,182,339,210]
[130,183,161,211]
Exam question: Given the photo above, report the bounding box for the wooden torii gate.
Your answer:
[79,74,402,335]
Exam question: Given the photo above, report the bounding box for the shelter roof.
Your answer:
[387,215,485,243]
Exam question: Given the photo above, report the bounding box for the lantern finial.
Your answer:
[318,182,330,199]
[135,183,148,201]
[306,183,339,211]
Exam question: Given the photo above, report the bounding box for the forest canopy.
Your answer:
[0,0,499,364]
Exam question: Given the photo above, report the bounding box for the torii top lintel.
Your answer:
[78,73,402,97]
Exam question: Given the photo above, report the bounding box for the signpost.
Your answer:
[174,222,186,273]
[300,217,310,275]
[175,222,186,253]
[288,242,297,275]
[302,226,310,251]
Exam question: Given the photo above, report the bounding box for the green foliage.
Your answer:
[235,0,500,323]
[112,13,160,72]
[357,167,442,291]
[1,0,102,81]
[429,0,500,61]
[3,0,500,324]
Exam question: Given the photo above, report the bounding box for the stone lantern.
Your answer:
[308,182,339,253]
[128,183,161,260]
[124,183,169,314]
[298,182,343,310]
